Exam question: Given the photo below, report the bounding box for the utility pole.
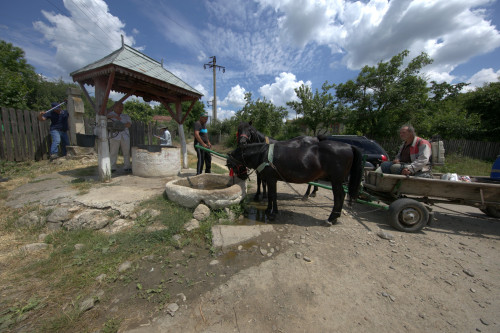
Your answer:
[204,56,225,121]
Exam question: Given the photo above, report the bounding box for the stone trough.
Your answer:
[165,174,246,209]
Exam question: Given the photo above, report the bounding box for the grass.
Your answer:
[432,153,493,176]
[0,148,240,332]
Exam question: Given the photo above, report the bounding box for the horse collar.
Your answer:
[256,143,274,172]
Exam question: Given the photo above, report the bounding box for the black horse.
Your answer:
[237,121,321,199]
[227,139,363,225]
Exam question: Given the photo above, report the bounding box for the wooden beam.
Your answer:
[78,82,96,112]
[99,69,115,115]
[107,90,135,112]
[180,99,197,125]
[159,97,179,123]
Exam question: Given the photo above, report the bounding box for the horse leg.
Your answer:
[302,184,312,200]
[254,173,262,201]
[326,181,346,225]
[262,179,268,199]
[265,179,278,221]
[311,185,318,197]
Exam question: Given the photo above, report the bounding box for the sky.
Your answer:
[1,0,500,120]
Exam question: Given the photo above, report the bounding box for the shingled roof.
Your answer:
[70,44,203,102]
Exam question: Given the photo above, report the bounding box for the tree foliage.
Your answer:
[0,40,38,109]
[336,50,432,138]
[236,92,288,137]
[287,82,338,135]
[463,81,500,141]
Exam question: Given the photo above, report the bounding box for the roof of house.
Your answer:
[70,44,203,102]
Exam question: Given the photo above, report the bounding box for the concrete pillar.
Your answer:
[66,87,85,145]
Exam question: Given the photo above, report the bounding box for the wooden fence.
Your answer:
[0,108,160,162]
[377,138,500,161]
[1,107,499,162]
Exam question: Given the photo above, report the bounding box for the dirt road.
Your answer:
[125,179,500,333]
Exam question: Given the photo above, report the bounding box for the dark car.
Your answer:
[325,135,390,168]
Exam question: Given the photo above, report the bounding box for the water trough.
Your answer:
[165,174,246,209]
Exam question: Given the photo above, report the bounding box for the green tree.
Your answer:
[287,82,338,135]
[124,99,154,122]
[417,81,480,139]
[0,40,38,109]
[336,50,432,139]
[236,92,288,137]
[463,81,500,141]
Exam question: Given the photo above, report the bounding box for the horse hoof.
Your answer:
[301,196,309,201]
[310,193,316,198]
[253,195,260,201]
[321,220,333,227]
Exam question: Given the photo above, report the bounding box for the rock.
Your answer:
[166,303,179,316]
[102,219,134,234]
[480,318,489,326]
[74,243,85,251]
[145,224,168,232]
[47,207,72,223]
[389,295,396,302]
[377,230,394,240]
[260,248,268,256]
[224,207,236,221]
[96,274,107,283]
[177,293,186,302]
[38,233,48,242]
[64,209,109,230]
[295,252,303,259]
[209,260,219,266]
[184,219,200,231]
[138,208,161,219]
[303,256,312,262]
[21,243,48,252]
[46,222,62,231]
[118,261,132,272]
[193,204,211,221]
[79,297,95,312]
[463,269,475,277]
[67,206,80,213]
[16,212,44,228]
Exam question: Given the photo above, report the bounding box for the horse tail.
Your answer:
[348,146,363,203]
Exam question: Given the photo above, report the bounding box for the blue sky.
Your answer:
[1,0,500,120]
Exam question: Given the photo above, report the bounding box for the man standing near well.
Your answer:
[107,102,132,173]
[38,101,70,161]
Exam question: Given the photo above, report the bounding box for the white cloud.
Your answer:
[215,107,236,121]
[259,72,311,108]
[32,0,135,79]
[255,0,500,82]
[220,85,247,107]
[465,68,500,90]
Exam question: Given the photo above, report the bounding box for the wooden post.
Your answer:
[176,102,188,168]
[94,76,112,182]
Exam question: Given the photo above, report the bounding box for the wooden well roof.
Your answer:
[70,44,203,103]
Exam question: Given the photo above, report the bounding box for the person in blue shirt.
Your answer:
[194,112,212,175]
[38,102,70,160]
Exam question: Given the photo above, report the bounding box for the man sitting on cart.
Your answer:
[377,124,432,178]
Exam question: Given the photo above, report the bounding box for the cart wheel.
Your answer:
[388,198,429,232]
[480,206,500,218]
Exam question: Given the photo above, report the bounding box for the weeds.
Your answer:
[433,153,493,176]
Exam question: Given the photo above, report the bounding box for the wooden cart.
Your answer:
[360,171,500,232]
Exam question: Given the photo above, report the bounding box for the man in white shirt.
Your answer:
[156,126,172,146]
[107,102,132,173]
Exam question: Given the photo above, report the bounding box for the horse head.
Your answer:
[227,147,249,180]
[237,121,254,146]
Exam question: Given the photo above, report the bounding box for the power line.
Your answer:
[44,0,110,49]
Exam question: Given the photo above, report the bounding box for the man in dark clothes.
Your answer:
[194,112,212,175]
[38,102,70,160]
